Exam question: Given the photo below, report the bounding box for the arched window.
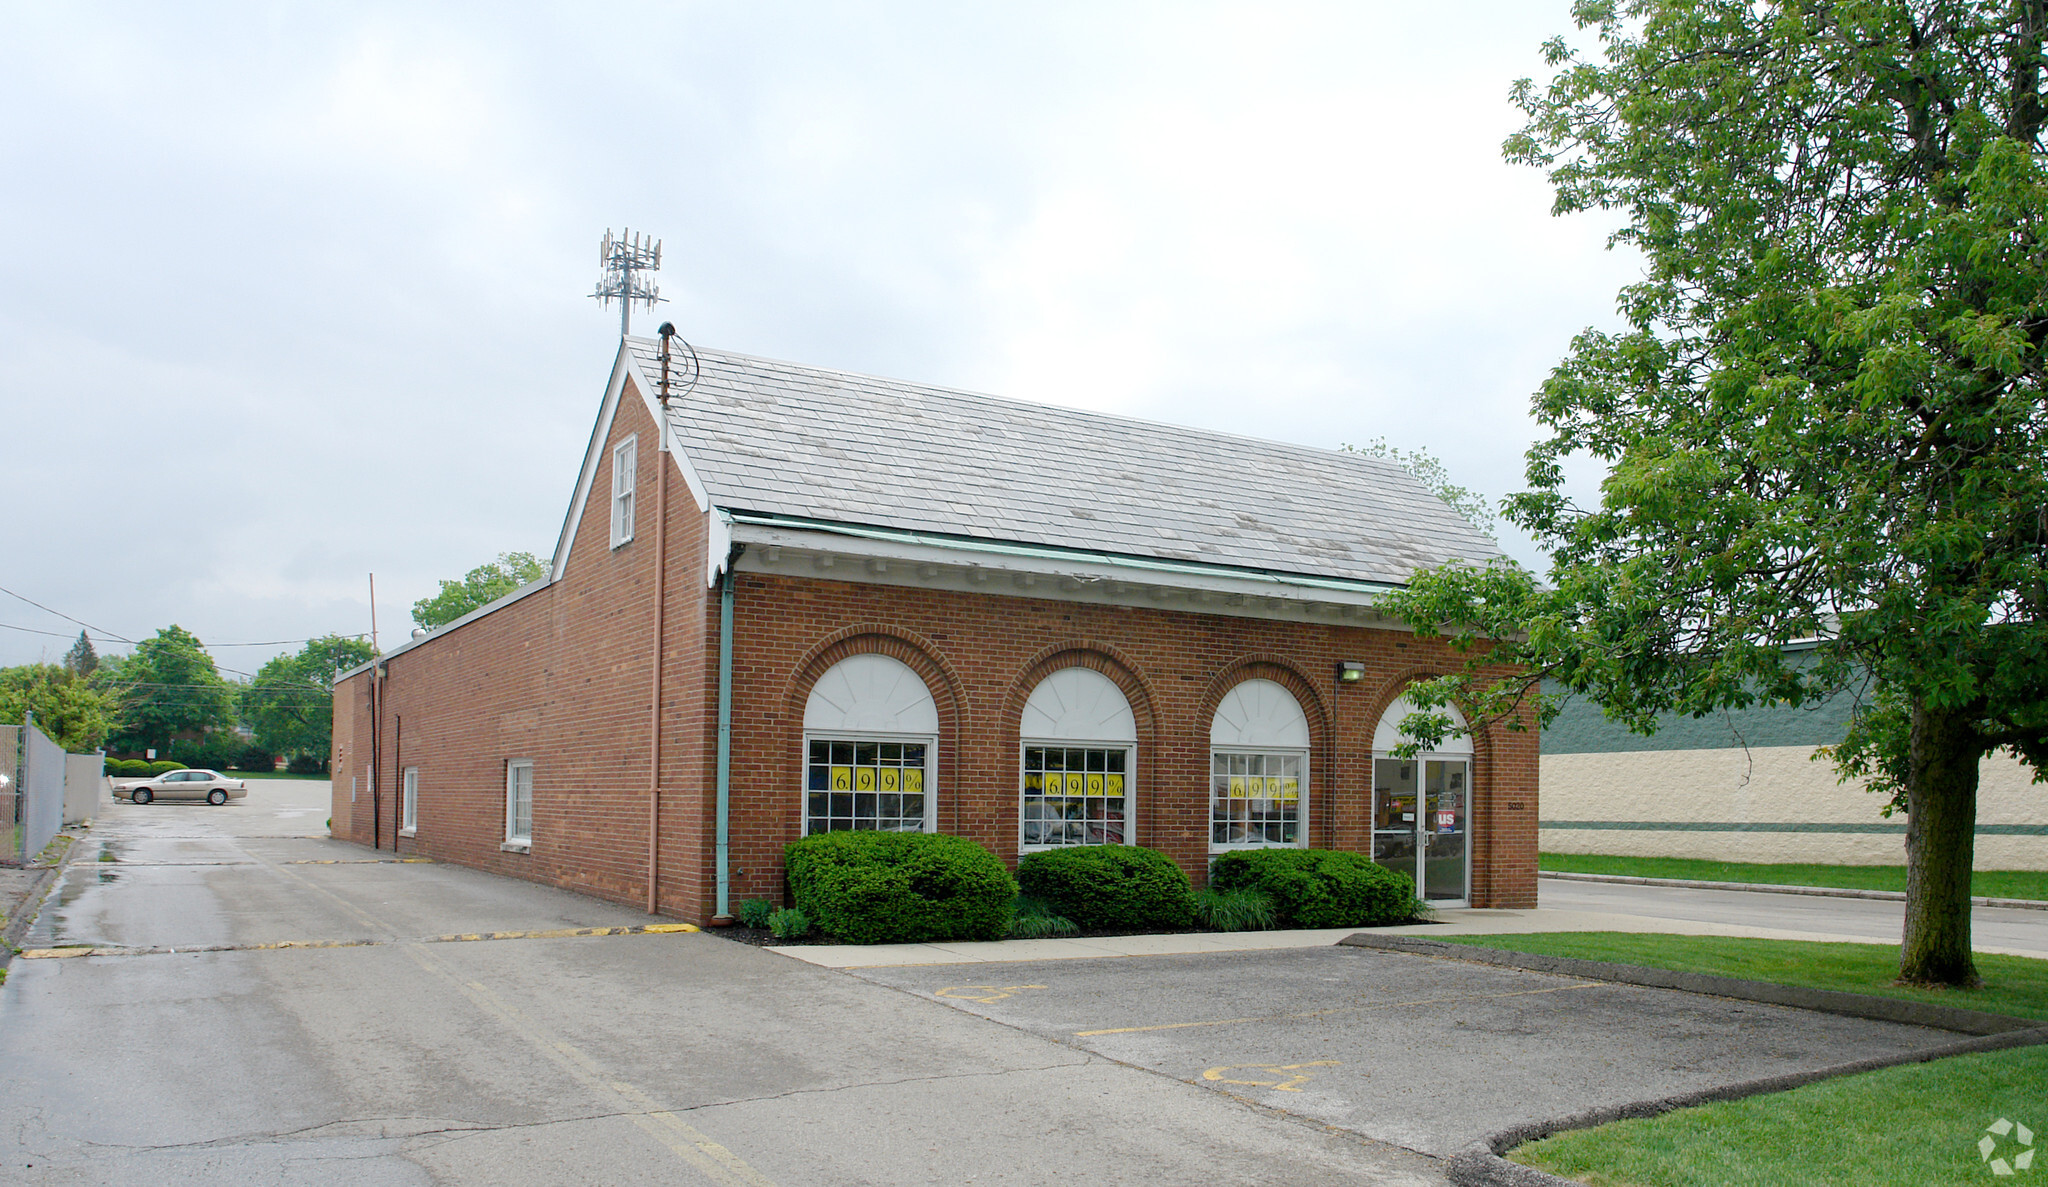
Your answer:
[1370,693,1473,904]
[803,654,938,835]
[1209,678,1309,852]
[1019,667,1136,850]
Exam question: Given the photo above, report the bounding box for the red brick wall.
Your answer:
[721,573,1537,911]
[333,374,718,913]
[334,373,1539,919]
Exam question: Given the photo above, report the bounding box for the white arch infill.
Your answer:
[804,654,939,735]
[1021,667,1137,742]
[1373,693,1473,755]
[1211,678,1310,748]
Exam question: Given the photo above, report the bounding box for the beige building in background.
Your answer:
[1538,664,2047,871]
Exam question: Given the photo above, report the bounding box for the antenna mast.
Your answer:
[591,228,666,336]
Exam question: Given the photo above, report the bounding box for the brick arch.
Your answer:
[780,623,970,832]
[1001,639,1161,745]
[1197,656,1337,848]
[1360,666,1495,766]
[1361,665,1510,904]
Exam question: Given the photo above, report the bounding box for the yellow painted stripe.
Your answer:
[16,922,700,959]
[1074,982,1607,1036]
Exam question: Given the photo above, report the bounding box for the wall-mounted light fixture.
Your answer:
[1337,662,1366,684]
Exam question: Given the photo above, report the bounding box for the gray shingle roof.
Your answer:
[625,338,1503,586]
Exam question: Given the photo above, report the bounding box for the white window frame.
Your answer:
[504,759,533,851]
[401,766,419,836]
[1208,748,1309,853]
[1018,740,1137,852]
[800,731,939,836]
[610,434,638,548]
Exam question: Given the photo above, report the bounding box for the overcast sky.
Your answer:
[0,2,1637,675]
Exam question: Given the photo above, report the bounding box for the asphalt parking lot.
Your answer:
[851,943,1963,1157]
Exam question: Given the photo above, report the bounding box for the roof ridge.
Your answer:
[627,337,1416,478]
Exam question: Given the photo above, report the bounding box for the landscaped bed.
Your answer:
[1429,933,2048,1186]
[1540,852,2048,902]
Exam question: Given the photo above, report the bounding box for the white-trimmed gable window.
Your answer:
[803,654,939,835]
[610,435,638,548]
[1020,667,1137,850]
[1210,679,1309,852]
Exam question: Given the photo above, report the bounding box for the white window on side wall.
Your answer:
[505,760,534,848]
[610,435,637,548]
[401,767,419,835]
[1020,667,1137,850]
[802,654,939,835]
[1209,678,1310,852]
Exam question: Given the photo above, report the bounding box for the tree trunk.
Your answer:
[1899,700,1981,987]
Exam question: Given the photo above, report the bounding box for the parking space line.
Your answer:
[247,854,775,1186]
[17,923,698,960]
[1073,982,1608,1036]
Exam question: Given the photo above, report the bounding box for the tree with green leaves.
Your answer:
[101,625,238,755]
[1345,438,1498,539]
[411,551,550,630]
[0,664,119,752]
[63,630,98,676]
[1381,0,2047,988]
[242,634,377,760]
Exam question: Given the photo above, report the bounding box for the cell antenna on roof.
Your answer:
[654,321,700,406]
[591,228,666,337]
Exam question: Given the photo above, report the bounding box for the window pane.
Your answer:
[1209,750,1304,851]
[1020,745,1133,848]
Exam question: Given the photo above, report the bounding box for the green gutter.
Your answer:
[725,511,1405,597]
[715,565,736,920]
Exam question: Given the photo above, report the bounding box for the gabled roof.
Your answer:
[622,338,1501,586]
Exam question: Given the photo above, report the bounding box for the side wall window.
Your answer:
[1209,678,1310,851]
[1019,667,1137,850]
[610,435,637,548]
[802,654,939,834]
[505,760,534,846]
[401,767,419,834]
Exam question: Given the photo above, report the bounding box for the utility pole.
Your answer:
[591,229,665,336]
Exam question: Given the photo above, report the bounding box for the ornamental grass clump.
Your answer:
[1015,845,1196,934]
[766,907,812,939]
[1007,894,1080,939]
[1210,848,1424,928]
[784,831,1015,945]
[1193,886,1279,932]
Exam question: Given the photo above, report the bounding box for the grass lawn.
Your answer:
[1540,851,2048,902]
[1432,932,2048,1022]
[1511,1044,2048,1186]
[1431,934,2048,1185]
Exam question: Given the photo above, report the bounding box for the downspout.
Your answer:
[369,663,383,851]
[646,412,670,915]
[392,713,403,850]
[714,555,738,923]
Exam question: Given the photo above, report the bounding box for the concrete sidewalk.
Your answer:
[0,825,82,962]
[770,901,2048,968]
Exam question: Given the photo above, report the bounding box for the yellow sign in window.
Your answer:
[1228,775,1247,798]
[1086,773,1104,795]
[879,768,900,792]
[1066,773,1087,795]
[1104,774,1124,795]
[830,766,852,791]
[1280,777,1299,801]
[903,769,924,793]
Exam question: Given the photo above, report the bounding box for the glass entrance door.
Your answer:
[1372,757,1469,904]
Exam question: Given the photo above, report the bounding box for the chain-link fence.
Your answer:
[2,718,67,865]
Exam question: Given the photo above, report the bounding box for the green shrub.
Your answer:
[784,831,1016,945]
[147,760,183,776]
[1008,894,1080,939]
[1209,849,1424,928]
[736,899,776,929]
[1016,845,1196,933]
[767,907,812,939]
[286,755,325,775]
[1194,886,1278,932]
[170,737,237,771]
[109,759,150,777]
[230,744,274,772]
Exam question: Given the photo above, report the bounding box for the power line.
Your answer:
[0,585,135,644]
[0,622,85,641]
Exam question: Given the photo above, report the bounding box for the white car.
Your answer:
[121,768,248,806]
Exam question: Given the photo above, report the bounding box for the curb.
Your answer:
[1539,869,2048,912]
[1337,933,2041,1035]
[0,831,85,974]
[1335,933,2048,1186]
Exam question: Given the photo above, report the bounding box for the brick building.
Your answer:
[332,335,1538,924]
